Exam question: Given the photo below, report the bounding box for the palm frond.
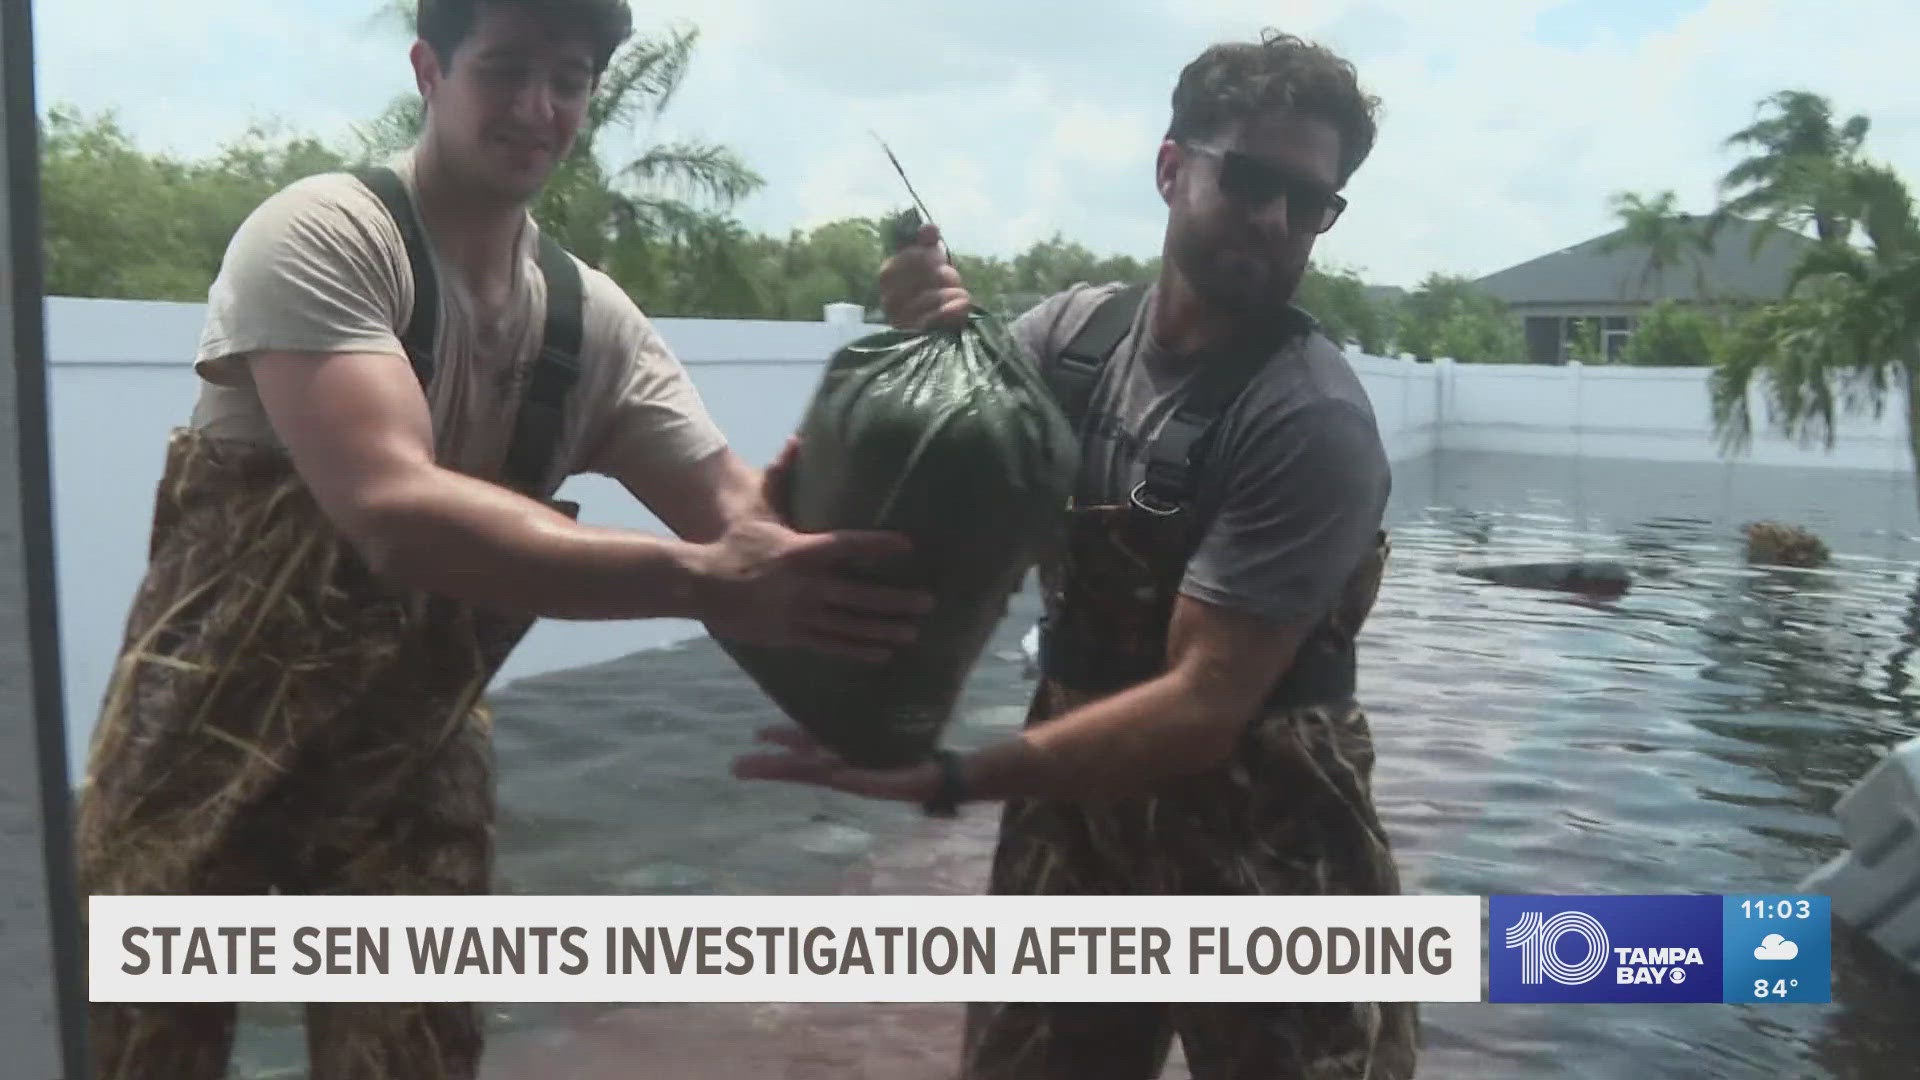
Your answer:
[1842,163,1919,260]
[1789,243,1875,292]
[1839,114,1872,153]
[616,195,709,239]
[1709,321,1766,454]
[621,141,763,207]
[589,25,697,133]
[1719,157,1778,193]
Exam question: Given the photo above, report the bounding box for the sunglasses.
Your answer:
[1184,144,1347,234]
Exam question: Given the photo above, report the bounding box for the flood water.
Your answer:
[1364,452,1920,1079]
[170,448,1920,1077]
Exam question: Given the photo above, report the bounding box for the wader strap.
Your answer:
[1047,282,1293,512]
[352,167,438,389]
[1137,345,1271,513]
[1138,306,1318,513]
[1049,283,1147,434]
[352,167,585,492]
[501,236,584,490]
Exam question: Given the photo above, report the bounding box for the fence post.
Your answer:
[1567,360,1585,457]
[822,301,864,326]
[1401,355,1411,444]
[1435,356,1454,453]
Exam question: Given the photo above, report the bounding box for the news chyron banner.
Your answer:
[89,896,1479,1003]
[87,894,1831,1005]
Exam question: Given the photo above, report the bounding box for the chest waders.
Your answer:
[74,168,584,1080]
[960,286,1419,1080]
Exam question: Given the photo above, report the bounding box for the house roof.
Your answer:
[1473,216,1820,306]
[1363,284,1409,308]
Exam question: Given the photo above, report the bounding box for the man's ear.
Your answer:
[409,40,441,100]
[1155,139,1182,206]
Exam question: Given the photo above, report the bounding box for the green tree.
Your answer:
[951,234,1158,320]
[1295,263,1394,355]
[1011,234,1102,294]
[1601,190,1718,301]
[952,252,1017,311]
[746,216,891,319]
[41,107,349,301]
[1564,317,1605,364]
[41,107,196,299]
[648,214,771,317]
[1622,301,1721,367]
[1719,90,1871,246]
[1395,273,1525,363]
[1711,160,1920,500]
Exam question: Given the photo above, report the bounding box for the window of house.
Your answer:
[1524,317,1562,363]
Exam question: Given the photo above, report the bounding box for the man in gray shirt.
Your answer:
[1010,280,1390,629]
[736,28,1414,1079]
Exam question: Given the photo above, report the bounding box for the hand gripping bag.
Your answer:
[715,304,1079,769]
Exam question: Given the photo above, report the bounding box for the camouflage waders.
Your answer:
[960,289,1418,1079]
[74,167,585,1080]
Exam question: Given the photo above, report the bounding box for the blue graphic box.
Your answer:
[1490,895,1722,1003]
[1720,894,1831,1004]
[1488,895,1830,1004]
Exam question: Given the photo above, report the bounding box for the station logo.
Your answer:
[1489,895,1722,1003]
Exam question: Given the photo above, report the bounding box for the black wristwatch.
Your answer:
[922,748,969,818]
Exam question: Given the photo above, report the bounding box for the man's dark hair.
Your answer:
[1167,29,1380,185]
[418,0,633,75]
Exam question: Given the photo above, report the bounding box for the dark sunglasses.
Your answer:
[1184,144,1347,234]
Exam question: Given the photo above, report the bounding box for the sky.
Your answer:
[33,0,1920,289]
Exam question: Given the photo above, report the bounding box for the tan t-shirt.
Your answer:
[190,154,727,498]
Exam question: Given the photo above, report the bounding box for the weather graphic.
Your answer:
[1723,897,1830,1003]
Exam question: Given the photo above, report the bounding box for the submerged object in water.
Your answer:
[1457,560,1633,598]
[1743,521,1830,568]
[1800,735,1920,976]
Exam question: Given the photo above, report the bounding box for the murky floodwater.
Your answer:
[1372,451,1920,1080]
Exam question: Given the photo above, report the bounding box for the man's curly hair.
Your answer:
[419,0,633,75]
[1167,30,1381,186]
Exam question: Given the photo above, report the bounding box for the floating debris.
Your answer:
[1457,560,1633,599]
[1744,522,1830,568]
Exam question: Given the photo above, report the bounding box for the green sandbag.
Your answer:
[716,307,1079,769]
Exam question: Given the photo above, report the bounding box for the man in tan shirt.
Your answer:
[185,23,921,644]
[74,2,928,1077]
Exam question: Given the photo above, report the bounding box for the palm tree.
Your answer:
[1719,90,1871,247]
[1710,160,1920,506]
[1600,190,1718,303]
[1394,273,1525,363]
[358,5,763,279]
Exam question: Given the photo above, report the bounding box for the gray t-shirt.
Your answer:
[1010,281,1391,626]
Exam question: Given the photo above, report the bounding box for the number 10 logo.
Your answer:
[1505,911,1611,986]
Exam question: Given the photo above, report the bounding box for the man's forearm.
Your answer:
[961,672,1245,802]
[613,443,775,546]
[353,465,712,622]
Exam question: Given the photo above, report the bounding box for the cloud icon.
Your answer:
[1755,934,1799,960]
